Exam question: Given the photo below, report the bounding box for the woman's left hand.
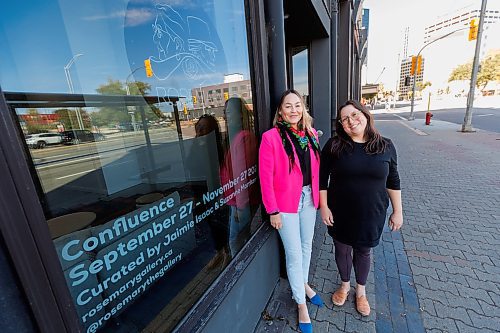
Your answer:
[388,211,403,231]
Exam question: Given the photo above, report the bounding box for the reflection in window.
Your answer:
[292,47,310,105]
[1,0,259,332]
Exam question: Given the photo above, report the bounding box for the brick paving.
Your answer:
[254,118,500,333]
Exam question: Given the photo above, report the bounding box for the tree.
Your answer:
[477,54,500,89]
[95,79,126,95]
[25,108,52,133]
[92,79,165,127]
[54,108,82,130]
[448,54,500,89]
[51,108,92,130]
[448,63,473,82]
[416,81,432,91]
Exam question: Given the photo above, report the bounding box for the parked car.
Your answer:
[60,130,105,145]
[25,133,62,148]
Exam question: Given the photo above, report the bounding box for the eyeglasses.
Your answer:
[339,111,363,125]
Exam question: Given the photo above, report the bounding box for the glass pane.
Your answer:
[292,47,309,106]
[0,1,260,332]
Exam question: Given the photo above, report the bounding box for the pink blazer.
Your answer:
[258,127,320,214]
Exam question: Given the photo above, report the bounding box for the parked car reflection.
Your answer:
[25,133,62,148]
[60,130,106,145]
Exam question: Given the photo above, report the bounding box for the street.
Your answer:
[29,127,188,193]
[373,95,500,133]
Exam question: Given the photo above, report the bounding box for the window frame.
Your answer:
[0,88,80,332]
[0,0,272,331]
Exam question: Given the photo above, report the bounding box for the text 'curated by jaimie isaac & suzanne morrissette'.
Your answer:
[58,165,257,332]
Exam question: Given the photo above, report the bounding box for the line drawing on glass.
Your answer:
[149,4,218,81]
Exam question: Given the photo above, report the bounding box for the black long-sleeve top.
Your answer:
[319,137,401,247]
[291,137,312,186]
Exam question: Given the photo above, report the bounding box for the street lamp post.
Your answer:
[125,66,145,132]
[64,53,84,129]
[408,27,468,120]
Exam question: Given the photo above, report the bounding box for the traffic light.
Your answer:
[410,55,422,75]
[183,104,188,115]
[416,55,423,75]
[192,95,197,104]
[410,56,417,75]
[468,18,479,41]
[224,92,229,100]
[144,59,153,77]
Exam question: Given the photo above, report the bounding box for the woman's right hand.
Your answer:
[270,214,282,230]
[320,206,334,226]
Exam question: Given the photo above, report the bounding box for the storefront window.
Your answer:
[0,0,259,332]
[292,47,309,103]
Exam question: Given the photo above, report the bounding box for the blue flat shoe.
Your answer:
[298,322,313,333]
[308,293,324,307]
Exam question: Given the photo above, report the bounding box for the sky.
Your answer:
[362,0,500,90]
[2,0,498,99]
[0,0,251,104]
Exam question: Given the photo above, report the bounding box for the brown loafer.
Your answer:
[356,295,371,316]
[331,288,349,306]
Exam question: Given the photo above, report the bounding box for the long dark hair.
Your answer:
[195,114,224,166]
[330,100,387,156]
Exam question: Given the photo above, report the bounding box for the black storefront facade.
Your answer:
[0,1,366,332]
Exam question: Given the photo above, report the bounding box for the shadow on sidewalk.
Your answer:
[253,212,425,332]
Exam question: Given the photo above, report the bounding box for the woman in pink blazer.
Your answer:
[259,89,321,333]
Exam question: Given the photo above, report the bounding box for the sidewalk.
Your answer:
[254,117,500,332]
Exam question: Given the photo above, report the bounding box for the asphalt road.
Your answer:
[29,128,188,193]
[375,106,500,133]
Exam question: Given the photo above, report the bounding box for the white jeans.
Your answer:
[278,185,317,304]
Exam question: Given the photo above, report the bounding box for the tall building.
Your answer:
[398,56,425,100]
[421,4,500,90]
[424,6,500,44]
[361,8,370,66]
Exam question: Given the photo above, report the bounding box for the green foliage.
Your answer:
[92,79,165,127]
[95,79,126,95]
[54,108,93,130]
[477,54,500,88]
[448,54,500,88]
[54,108,77,129]
[448,63,473,82]
[416,81,432,91]
[25,108,52,134]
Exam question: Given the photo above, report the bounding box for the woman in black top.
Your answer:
[319,100,403,317]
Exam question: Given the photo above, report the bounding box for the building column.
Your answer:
[264,0,287,119]
[330,0,339,133]
[310,38,331,145]
[338,0,352,105]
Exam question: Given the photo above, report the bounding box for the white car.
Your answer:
[25,133,62,148]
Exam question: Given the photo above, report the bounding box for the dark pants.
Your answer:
[334,239,371,285]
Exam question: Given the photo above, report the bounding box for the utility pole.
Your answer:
[462,0,487,132]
